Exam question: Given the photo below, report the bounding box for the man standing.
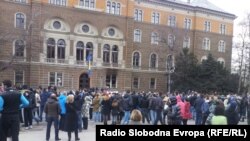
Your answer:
[45,93,61,141]
[0,80,29,141]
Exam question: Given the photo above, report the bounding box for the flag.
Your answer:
[87,54,92,77]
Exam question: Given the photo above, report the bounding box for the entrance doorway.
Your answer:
[79,73,90,89]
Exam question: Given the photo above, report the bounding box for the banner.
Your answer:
[96,125,250,141]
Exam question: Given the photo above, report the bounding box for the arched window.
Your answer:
[103,44,110,63]
[106,1,111,13]
[15,40,25,57]
[57,39,65,59]
[217,58,225,67]
[47,38,55,59]
[112,45,118,63]
[116,3,121,15]
[76,41,84,61]
[150,54,157,69]
[86,42,93,61]
[16,13,25,29]
[111,2,116,14]
[133,52,140,67]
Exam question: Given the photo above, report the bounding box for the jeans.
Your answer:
[46,116,59,140]
[121,111,130,125]
[150,110,156,125]
[93,112,101,122]
[40,105,45,121]
[112,115,118,124]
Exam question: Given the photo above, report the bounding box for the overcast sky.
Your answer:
[181,0,250,38]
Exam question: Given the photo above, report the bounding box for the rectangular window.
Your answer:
[134,29,141,42]
[220,24,226,34]
[134,9,143,22]
[49,0,66,6]
[168,15,176,27]
[133,77,139,89]
[150,78,156,89]
[204,21,211,32]
[184,18,191,30]
[15,70,24,86]
[106,74,117,88]
[152,12,160,24]
[183,37,190,48]
[49,72,63,87]
[15,0,26,3]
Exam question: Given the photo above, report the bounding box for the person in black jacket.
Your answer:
[0,80,29,141]
[64,95,80,141]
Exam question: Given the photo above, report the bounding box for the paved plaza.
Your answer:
[18,119,248,141]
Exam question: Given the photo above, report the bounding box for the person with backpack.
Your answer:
[167,96,182,125]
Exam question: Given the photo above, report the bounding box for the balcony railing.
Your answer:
[45,58,68,64]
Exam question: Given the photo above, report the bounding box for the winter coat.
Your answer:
[101,96,111,115]
[183,101,192,120]
[44,98,61,118]
[58,94,67,115]
[64,103,78,132]
[82,96,92,118]
[176,95,185,118]
[92,96,101,112]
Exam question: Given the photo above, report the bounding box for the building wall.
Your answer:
[0,0,235,92]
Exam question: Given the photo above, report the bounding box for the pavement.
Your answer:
[18,119,248,141]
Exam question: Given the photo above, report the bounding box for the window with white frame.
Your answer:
[49,0,67,6]
[220,24,226,35]
[15,0,26,3]
[49,72,63,87]
[151,32,159,44]
[14,40,25,57]
[79,0,95,8]
[168,34,175,48]
[15,70,24,86]
[112,45,118,64]
[184,18,191,30]
[106,1,121,15]
[201,56,207,62]
[103,44,110,63]
[15,13,25,29]
[204,21,211,32]
[76,41,84,61]
[86,42,93,61]
[133,77,139,89]
[134,9,143,22]
[106,74,117,88]
[47,38,56,59]
[202,38,210,50]
[168,15,176,27]
[134,29,141,42]
[218,40,226,52]
[150,53,157,69]
[151,12,160,24]
[103,44,118,64]
[183,36,190,48]
[133,52,140,68]
[217,58,225,67]
[57,39,66,59]
[150,78,156,89]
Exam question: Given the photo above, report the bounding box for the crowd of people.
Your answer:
[0,79,250,141]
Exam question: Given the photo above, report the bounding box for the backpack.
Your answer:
[112,100,119,107]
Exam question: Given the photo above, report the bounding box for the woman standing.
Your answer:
[64,95,80,141]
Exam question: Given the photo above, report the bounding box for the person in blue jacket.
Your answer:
[0,80,29,141]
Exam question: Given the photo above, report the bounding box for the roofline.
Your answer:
[140,0,236,20]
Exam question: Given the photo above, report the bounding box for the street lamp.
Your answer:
[166,54,175,94]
